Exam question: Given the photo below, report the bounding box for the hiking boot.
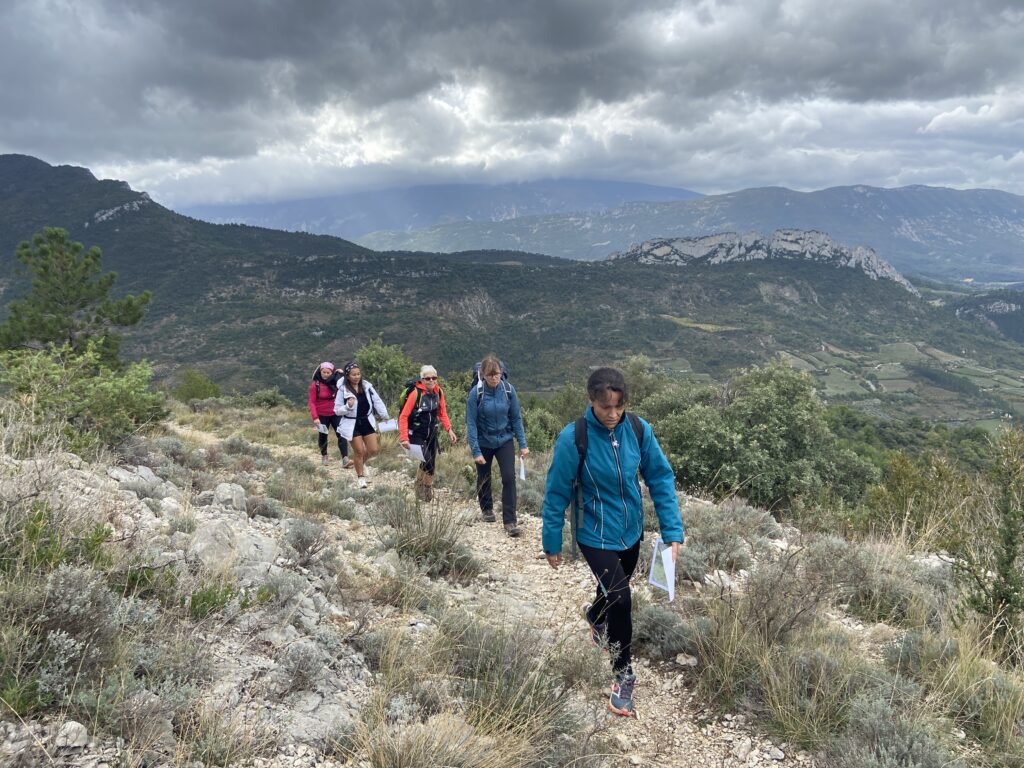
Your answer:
[608,668,636,717]
[357,476,367,489]
[504,523,521,538]
[482,510,496,522]
[583,604,608,649]
[321,455,329,466]
[422,472,434,502]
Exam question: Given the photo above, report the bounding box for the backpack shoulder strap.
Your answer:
[573,417,588,479]
[626,412,644,452]
[570,416,588,560]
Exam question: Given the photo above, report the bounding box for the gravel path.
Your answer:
[317,451,814,768]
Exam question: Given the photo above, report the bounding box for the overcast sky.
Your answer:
[2,0,1022,206]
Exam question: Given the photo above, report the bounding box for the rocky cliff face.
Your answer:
[611,229,920,295]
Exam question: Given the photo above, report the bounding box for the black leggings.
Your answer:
[412,430,439,474]
[578,539,642,673]
[476,440,517,524]
[317,414,348,458]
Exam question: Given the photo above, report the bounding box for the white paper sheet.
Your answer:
[406,443,425,462]
[518,457,526,480]
[661,545,676,602]
[647,535,675,602]
[378,419,399,433]
[316,423,328,434]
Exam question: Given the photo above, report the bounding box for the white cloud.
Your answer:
[5,0,1021,202]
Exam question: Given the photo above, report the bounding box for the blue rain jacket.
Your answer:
[466,381,527,457]
[541,407,683,554]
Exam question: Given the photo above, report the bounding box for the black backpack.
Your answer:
[397,378,421,414]
[312,368,339,399]
[568,413,645,558]
[471,360,512,405]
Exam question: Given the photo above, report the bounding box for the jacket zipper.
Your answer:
[609,426,629,547]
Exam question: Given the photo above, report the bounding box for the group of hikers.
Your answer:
[308,356,684,718]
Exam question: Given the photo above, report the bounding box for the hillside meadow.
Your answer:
[2,338,1024,767]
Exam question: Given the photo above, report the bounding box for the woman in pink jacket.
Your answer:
[308,362,350,467]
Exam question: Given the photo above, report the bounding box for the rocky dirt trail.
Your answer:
[320,451,810,768]
[161,422,813,768]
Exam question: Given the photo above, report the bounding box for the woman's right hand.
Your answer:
[400,440,410,450]
[474,455,486,465]
[546,554,562,570]
[346,397,356,408]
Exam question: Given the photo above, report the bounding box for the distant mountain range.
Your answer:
[360,185,1024,282]
[5,153,1024,429]
[612,230,918,295]
[179,179,702,240]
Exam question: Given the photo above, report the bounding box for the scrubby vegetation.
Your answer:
[2,231,1024,768]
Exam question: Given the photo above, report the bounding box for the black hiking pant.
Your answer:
[317,414,348,458]
[475,439,517,525]
[411,429,439,475]
[578,540,642,673]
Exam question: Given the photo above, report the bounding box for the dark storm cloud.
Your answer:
[0,0,1020,200]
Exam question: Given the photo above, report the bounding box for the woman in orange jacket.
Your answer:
[399,364,458,501]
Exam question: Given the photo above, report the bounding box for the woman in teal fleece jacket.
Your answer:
[542,367,683,718]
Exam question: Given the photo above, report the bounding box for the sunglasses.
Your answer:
[422,376,438,381]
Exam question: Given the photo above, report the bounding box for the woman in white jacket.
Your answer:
[334,361,390,488]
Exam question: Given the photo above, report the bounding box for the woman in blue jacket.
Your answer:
[542,367,683,718]
[466,355,529,537]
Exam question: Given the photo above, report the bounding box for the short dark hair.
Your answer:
[587,367,628,404]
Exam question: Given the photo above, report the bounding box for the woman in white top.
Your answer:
[334,361,390,488]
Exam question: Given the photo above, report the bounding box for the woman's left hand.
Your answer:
[447,428,458,444]
[671,542,681,562]
[519,447,530,458]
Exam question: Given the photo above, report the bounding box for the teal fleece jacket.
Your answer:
[466,381,527,457]
[541,408,683,554]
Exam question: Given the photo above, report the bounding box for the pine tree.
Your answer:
[0,227,151,365]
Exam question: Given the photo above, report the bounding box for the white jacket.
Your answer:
[333,380,390,440]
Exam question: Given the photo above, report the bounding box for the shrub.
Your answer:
[887,627,1024,759]
[862,451,976,546]
[285,518,332,567]
[431,608,579,749]
[153,435,189,463]
[371,492,478,579]
[674,497,784,582]
[760,643,862,748]
[370,561,439,612]
[354,338,415,406]
[743,548,839,646]
[172,369,221,402]
[650,364,879,509]
[180,701,279,767]
[825,695,965,768]
[279,643,325,693]
[261,571,306,606]
[944,429,1024,654]
[220,436,270,458]
[246,388,292,409]
[246,495,286,519]
[187,581,236,620]
[1,500,111,576]
[632,603,706,660]
[521,406,564,453]
[39,564,119,654]
[0,344,166,453]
